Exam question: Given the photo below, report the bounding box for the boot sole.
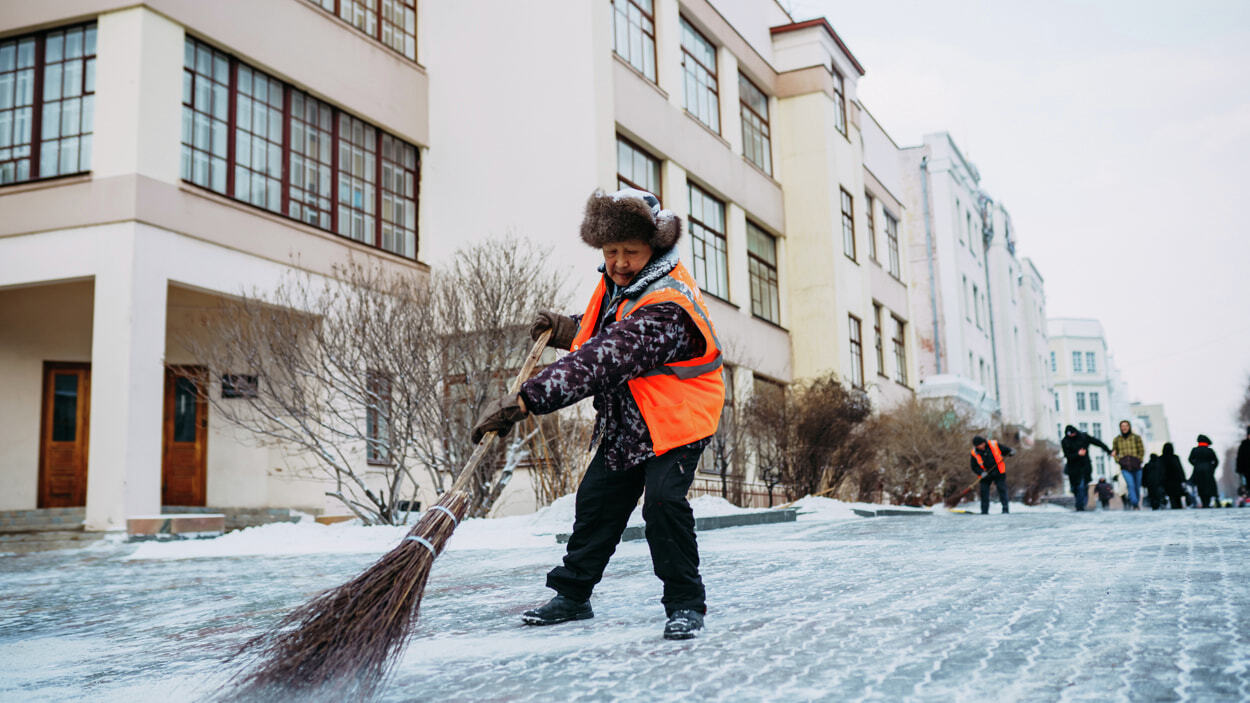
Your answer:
[663,629,699,640]
[521,611,593,626]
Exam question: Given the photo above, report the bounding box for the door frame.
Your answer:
[161,365,209,506]
[37,361,92,508]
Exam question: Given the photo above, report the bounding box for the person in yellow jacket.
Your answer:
[970,435,1015,514]
[471,188,725,640]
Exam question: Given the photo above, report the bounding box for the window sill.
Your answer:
[613,53,665,99]
[0,171,91,194]
[750,314,789,333]
[683,110,730,149]
[844,254,859,265]
[178,180,430,270]
[740,154,778,185]
[701,290,739,310]
[300,0,426,70]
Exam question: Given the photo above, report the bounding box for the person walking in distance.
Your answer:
[1111,420,1146,510]
[1142,453,1166,510]
[1094,477,1115,510]
[1161,443,1187,509]
[1188,435,1221,508]
[1237,426,1250,490]
[1061,425,1113,511]
[471,188,724,640]
[970,435,1015,514]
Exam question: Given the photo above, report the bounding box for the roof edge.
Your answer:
[769,18,866,76]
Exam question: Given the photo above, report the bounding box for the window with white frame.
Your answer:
[0,23,98,185]
[848,314,864,389]
[1076,391,1086,411]
[840,188,855,261]
[616,135,660,194]
[1090,391,1100,412]
[1050,351,1056,373]
[680,18,719,133]
[1092,422,1102,439]
[872,303,885,377]
[1072,351,1083,374]
[832,66,846,137]
[180,36,420,259]
[688,182,728,299]
[865,193,877,261]
[746,221,780,324]
[885,210,901,279]
[738,73,771,174]
[973,284,982,328]
[612,0,656,82]
[1085,351,1097,374]
[892,316,907,385]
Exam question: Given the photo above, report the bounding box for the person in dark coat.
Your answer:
[1142,453,1165,510]
[1094,477,1115,510]
[1188,435,1220,508]
[1060,425,1112,511]
[1161,443,1190,509]
[1237,426,1250,489]
[969,435,1015,514]
[473,188,724,640]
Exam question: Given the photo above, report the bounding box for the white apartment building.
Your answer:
[984,203,1055,439]
[860,106,917,410]
[1049,318,1118,478]
[1129,402,1172,456]
[900,133,1000,423]
[0,1,429,530]
[2,0,928,527]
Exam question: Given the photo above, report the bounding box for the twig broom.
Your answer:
[943,474,983,509]
[220,330,552,702]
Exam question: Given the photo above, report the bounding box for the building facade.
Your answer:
[0,0,429,529]
[1048,318,1117,478]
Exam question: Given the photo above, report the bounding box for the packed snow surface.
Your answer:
[4,499,1250,702]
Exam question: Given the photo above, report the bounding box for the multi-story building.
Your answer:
[900,133,1001,423]
[860,106,917,410]
[1049,318,1117,478]
[0,1,429,530]
[1129,402,1172,455]
[983,203,1054,440]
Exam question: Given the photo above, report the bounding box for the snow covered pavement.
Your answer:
[2,502,1249,702]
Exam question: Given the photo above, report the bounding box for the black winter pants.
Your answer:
[546,443,706,616]
[980,475,1009,514]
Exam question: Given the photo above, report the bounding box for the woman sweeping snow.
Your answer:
[471,188,725,640]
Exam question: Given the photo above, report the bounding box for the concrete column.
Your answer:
[661,161,688,263]
[718,48,741,155]
[93,7,182,183]
[85,225,167,531]
[654,0,682,110]
[725,202,748,309]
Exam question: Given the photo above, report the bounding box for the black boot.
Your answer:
[521,594,593,626]
[663,610,704,640]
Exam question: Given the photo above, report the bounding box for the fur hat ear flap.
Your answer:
[653,209,682,250]
[578,188,683,251]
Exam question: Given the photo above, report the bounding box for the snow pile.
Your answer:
[125,493,762,561]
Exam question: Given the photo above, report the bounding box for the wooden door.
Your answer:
[38,363,91,508]
[162,366,208,506]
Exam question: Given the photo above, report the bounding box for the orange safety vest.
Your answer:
[569,261,725,455]
[971,440,1007,476]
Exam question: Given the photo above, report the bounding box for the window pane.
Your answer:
[687,183,728,299]
[680,18,719,133]
[173,376,199,443]
[612,0,657,81]
[52,373,78,442]
[182,37,229,193]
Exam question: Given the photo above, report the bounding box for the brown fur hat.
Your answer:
[579,188,682,251]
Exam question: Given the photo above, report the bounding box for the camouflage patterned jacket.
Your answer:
[519,248,710,471]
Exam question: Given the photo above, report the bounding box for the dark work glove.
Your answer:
[529,311,578,350]
[471,394,528,444]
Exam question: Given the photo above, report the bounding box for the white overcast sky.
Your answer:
[786,0,1250,450]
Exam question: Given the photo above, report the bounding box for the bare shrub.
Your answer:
[180,236,567,524]
[869,399,979,507]
[1009,439,1064,505]
[525,407,596,507]
[745,372,874,502]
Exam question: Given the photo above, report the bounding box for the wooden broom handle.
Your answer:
[450,329,552,494]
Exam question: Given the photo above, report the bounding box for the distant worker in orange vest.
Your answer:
[970,435,1016,514]
[471,188,725,640]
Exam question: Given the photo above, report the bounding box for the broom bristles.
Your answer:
[219,491,470,702]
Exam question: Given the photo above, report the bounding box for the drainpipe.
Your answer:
[920,156,942,374]
[979,195,1003,413]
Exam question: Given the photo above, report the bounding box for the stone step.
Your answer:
[0,529,106,555]
[0,523,87,535]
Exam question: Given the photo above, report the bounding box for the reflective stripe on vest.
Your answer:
[971,440,1007,475]
[570,261,725,455]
